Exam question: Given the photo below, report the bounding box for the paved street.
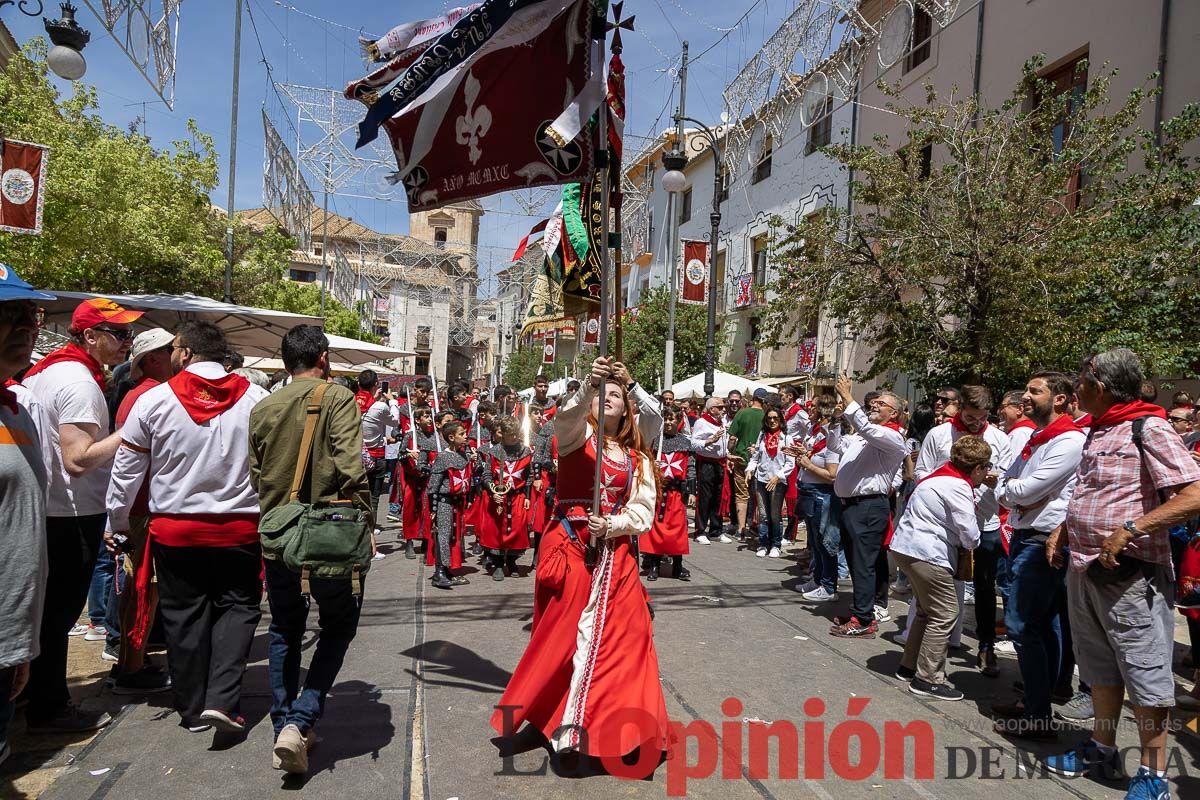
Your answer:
[9,529,1200,800]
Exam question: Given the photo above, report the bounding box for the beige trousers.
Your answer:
[894,551,959,684]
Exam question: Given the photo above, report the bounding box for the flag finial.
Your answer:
[607,1,635,54]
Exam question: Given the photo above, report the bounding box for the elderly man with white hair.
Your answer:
[824,375,910,639]
[690,396,731,545]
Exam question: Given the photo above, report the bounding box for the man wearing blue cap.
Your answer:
[0,264,55,762]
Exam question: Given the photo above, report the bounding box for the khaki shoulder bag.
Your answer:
[259,383,372,594]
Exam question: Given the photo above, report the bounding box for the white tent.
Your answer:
[669,370,778,400]
[38,291,412,365]
[241,357,399,377]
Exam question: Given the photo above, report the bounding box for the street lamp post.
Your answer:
[661,116,723,399]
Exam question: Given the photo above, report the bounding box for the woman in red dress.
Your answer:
[491,357,670,767]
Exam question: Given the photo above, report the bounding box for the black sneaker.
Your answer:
[471,542,483,556]
[405,540,417,560]
[101,642,119,663]
[27,704,113,733]
[109,665,172,695]
[993,717,1057,741]
[646,569,658,581]
[909,677,964,701]
[673,566,691,581]
[492,566,505,581]
[894,665,916,682]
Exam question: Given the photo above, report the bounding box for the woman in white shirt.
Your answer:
[745,409,795,558]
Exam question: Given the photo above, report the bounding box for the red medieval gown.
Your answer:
[491,424,670,760]
[399,428,436,543]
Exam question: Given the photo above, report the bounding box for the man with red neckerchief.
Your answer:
[991,372,1085,739]
[998,389,1038,453]
[106,322,269,735]
[1041,349,1200,796]
[913,385,1013,676]
[22,297,141,733]
[825,375,909,639]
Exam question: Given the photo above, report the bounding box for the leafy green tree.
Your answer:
[765,59,1200,392]
[621,286,739,388]
[0,41,375,342]
[502,343,544,390]
[246,278,375,341]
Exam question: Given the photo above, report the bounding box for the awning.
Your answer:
[241,357,401,377]
[669,370,779,399]
[38,290,413,365]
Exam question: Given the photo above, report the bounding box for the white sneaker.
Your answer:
[83,624,108,642]
[718,534,734,544]
[696,535,712,545]
[994,640,1016,656]
[802,586,837,602]
[755,547,768,558]
[767,547,781,558]
[69,623,89,637]
[874,604,892,623]
[797,580,818,594]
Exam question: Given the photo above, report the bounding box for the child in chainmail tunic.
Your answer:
[427,421,472,589]
[529,408,555,570]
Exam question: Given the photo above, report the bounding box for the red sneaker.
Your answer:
[829,616,878,638]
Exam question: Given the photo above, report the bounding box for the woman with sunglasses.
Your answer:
[745,409,795,558]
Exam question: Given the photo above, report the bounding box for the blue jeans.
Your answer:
[798,484,840,592]
[265,560,363,737]
[1004,529,1065,721]
[754,480,787,550]
[104,556,125,648]
[87,540,115,627]
[973,529,1003,647]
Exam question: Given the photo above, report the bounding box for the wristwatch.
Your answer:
[1123,520,1146,537]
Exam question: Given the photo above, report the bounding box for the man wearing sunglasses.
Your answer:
[825,375,910,638]
[21,297,143,732]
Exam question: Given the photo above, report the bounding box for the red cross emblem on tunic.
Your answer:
[658,451,687,480]
[494,454,531,489]
[448,467,471,495]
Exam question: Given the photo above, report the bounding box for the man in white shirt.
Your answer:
[359,370,401,533]
[913,385,1013,675]
[992,371,1085,739]
[22,297,143,733]
[690,396,731,545]
[107,322,269,734]
[825,376,909,638]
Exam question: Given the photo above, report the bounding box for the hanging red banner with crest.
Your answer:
[542,330,557,364]
[796,336,818,373]
[0,138,49,235]
[678,239,708,305]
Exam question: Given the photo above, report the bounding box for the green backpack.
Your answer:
[259,382,372,594]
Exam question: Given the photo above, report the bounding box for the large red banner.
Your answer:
[375,0,596,211]
[678,239,708,305]
[0,138,49,235]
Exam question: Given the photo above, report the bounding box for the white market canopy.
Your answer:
[38,291,412,365]
[669,370,779,400]
[241,357,400,378]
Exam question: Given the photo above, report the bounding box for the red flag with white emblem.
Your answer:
[0,138,49,235]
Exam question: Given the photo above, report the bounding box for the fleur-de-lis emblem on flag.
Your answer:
[455,70,492,165]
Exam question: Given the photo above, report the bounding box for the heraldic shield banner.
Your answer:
[357,0,599,212]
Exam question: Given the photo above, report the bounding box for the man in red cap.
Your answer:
[21,297,142,732]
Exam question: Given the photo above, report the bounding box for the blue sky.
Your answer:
[4,0,796,293]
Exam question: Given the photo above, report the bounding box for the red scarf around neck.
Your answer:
[701,412,723,427]
[809,424,826,455]
[1075,412,1093,428]
[168,370,250,425]
[23,342,106,392]
[1091,400,1167,429]
[917,460,973,487]
[1009,418,1037,432]
[1022,413,1082,460]
[949,412,987,434]
[880,420,903,433]
[763,430,781,458]
[784,402,803,421]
